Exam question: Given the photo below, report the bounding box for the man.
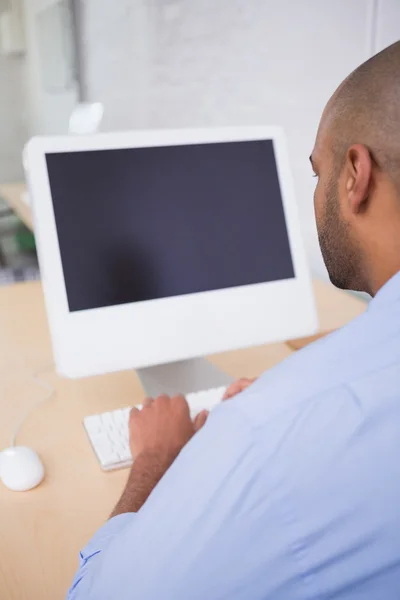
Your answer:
[68,41,400,599]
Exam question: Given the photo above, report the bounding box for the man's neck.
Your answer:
[360,211,400,296]
[365,255,400,297]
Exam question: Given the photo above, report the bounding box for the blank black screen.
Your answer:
[46,140,295,312]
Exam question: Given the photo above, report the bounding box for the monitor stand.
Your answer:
[137,358,235,398]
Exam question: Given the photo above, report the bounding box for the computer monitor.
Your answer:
[25,127,317,390]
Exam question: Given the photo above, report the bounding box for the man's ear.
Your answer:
[344,144,373,214]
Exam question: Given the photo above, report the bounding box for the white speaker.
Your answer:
[68,103,104,135]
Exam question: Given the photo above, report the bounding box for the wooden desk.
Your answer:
[0,183,33,231]
[0,281,365,599]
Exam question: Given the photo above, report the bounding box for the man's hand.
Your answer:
[223,377,257,401]
[110,395,208,518]
[130,394,208,462]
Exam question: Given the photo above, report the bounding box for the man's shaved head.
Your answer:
[326,40,400,189]
[312,41,400,295]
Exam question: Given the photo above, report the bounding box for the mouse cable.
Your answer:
[9,366,56,447]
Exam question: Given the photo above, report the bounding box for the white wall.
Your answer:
[0,53,27,182]
[375,0,400,51]
[0,0,80,182]
[22,0,79,136]
[79,0,399,278]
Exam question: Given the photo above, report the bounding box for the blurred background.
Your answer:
[0,0,399,286]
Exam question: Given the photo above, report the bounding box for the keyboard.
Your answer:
[83,386,226,471]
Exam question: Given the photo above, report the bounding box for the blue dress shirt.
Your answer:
[68,271,400,599]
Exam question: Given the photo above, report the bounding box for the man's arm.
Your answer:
[67,381,248,599]
[110,379,256,518]
[110,394,208,518]
[110,451,175,517]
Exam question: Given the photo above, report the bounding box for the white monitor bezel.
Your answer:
[26,126,317,378]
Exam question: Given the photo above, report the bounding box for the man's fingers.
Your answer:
[223,380,245,401]
[223,377,256,401]
[129,405,141,422]
[194,409,209,432]
[143,397,154,408]
[171,393,191,417]
[223,382,238,401]
[155,394,171,403]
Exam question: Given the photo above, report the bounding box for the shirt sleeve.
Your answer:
[67,514,135,598]
[66,401,308,599]
[66,403,278,600]
[66,403,257,599]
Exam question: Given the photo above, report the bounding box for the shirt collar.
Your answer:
[368,269,400,312]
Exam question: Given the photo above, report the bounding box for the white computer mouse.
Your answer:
[0,446,45,492]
